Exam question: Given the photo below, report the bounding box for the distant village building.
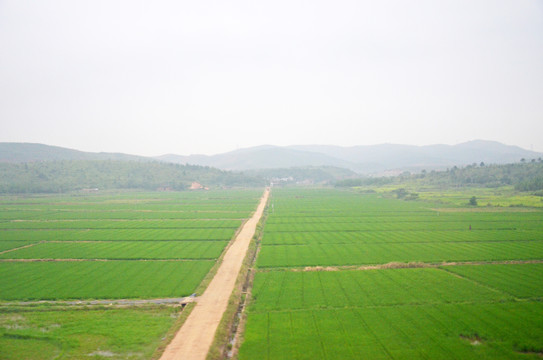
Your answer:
[270,176,294,186]
[189,182,209,190]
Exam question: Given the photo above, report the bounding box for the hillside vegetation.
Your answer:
[0,142,147,162]
[337,161,543,192]
[0,160,265,193]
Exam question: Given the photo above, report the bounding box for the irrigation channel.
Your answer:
[159,187,270,360]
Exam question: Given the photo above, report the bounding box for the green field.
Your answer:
[249,268,512,311]
[0,189,262,359]
[0,307,178,360]
[0,261,214,300]
[239,188,543,360]
[3,186,543,359]
[0,241,228,260]
[241,302,543,360]
[0,190,260,299]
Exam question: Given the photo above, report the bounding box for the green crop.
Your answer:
[239,187,543,359]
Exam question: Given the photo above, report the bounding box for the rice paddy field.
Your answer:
[0,189,262,359]
[2,186,542,359]
[239,187,543,359]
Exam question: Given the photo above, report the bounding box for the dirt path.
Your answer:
[1,296,195,307]
[269,259,543,273]
[0,258,211,262]
[159,188,269,360]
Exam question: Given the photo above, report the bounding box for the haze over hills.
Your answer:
[1,141,542,174]
[157,145,356,171]
[156,140,543,174]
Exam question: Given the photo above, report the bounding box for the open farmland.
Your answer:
[0,189,262,358]
[0,307,180,360]
[239,188,543,359]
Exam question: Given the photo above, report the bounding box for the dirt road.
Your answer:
[159,188,269,360]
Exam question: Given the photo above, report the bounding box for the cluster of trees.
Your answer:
[418,162,543,190]
[515,176,543,192]
[0,160,265,193]
[336,161,543,192]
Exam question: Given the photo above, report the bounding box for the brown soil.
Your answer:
[460,334,484,346]
[287,259,543,272]
[0,258,210,262]
[159,188,269,360]
[303,266,340,272]
[2,296,195,307]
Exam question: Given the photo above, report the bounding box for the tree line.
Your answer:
[336,161,543,192]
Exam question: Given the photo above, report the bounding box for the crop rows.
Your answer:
[239,188,543,359]
[264,219,542,232]
[262,229,543,245]
[0,260,214,300]
[1,227,236,242]
[0,210,249,221]
[0,190,261,301]
[0,189,264,359]
[444,263,543,299]
[0,219,242,229]
[266,210,543,223]
[0,240,229,260]
[241,302,543,360]
[249,268,510,312]
[257,240,543,267]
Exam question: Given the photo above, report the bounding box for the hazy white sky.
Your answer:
[1,0,542,156]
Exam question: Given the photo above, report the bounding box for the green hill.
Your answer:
[0,142,147,163]
[0,160,265,193]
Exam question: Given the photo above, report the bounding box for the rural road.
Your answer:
[159,187,270,360]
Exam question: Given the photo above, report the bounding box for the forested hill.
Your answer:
[0,142,147,162]
[0,160,265,193]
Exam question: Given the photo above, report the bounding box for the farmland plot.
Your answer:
[239,188,543,359]
[241,302,543,360]
[0,307,178,360]
[257,240,543,267]
[0,260,213,300]
[0,190,259,300]
[0,240,229,260]
[0,189,262,358]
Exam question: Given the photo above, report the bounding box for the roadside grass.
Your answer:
[151,302,196,360]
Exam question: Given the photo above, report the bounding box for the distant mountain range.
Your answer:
[2,140,542,174]
[156,140,543,174]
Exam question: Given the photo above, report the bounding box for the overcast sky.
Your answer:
[1,1,542,156]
